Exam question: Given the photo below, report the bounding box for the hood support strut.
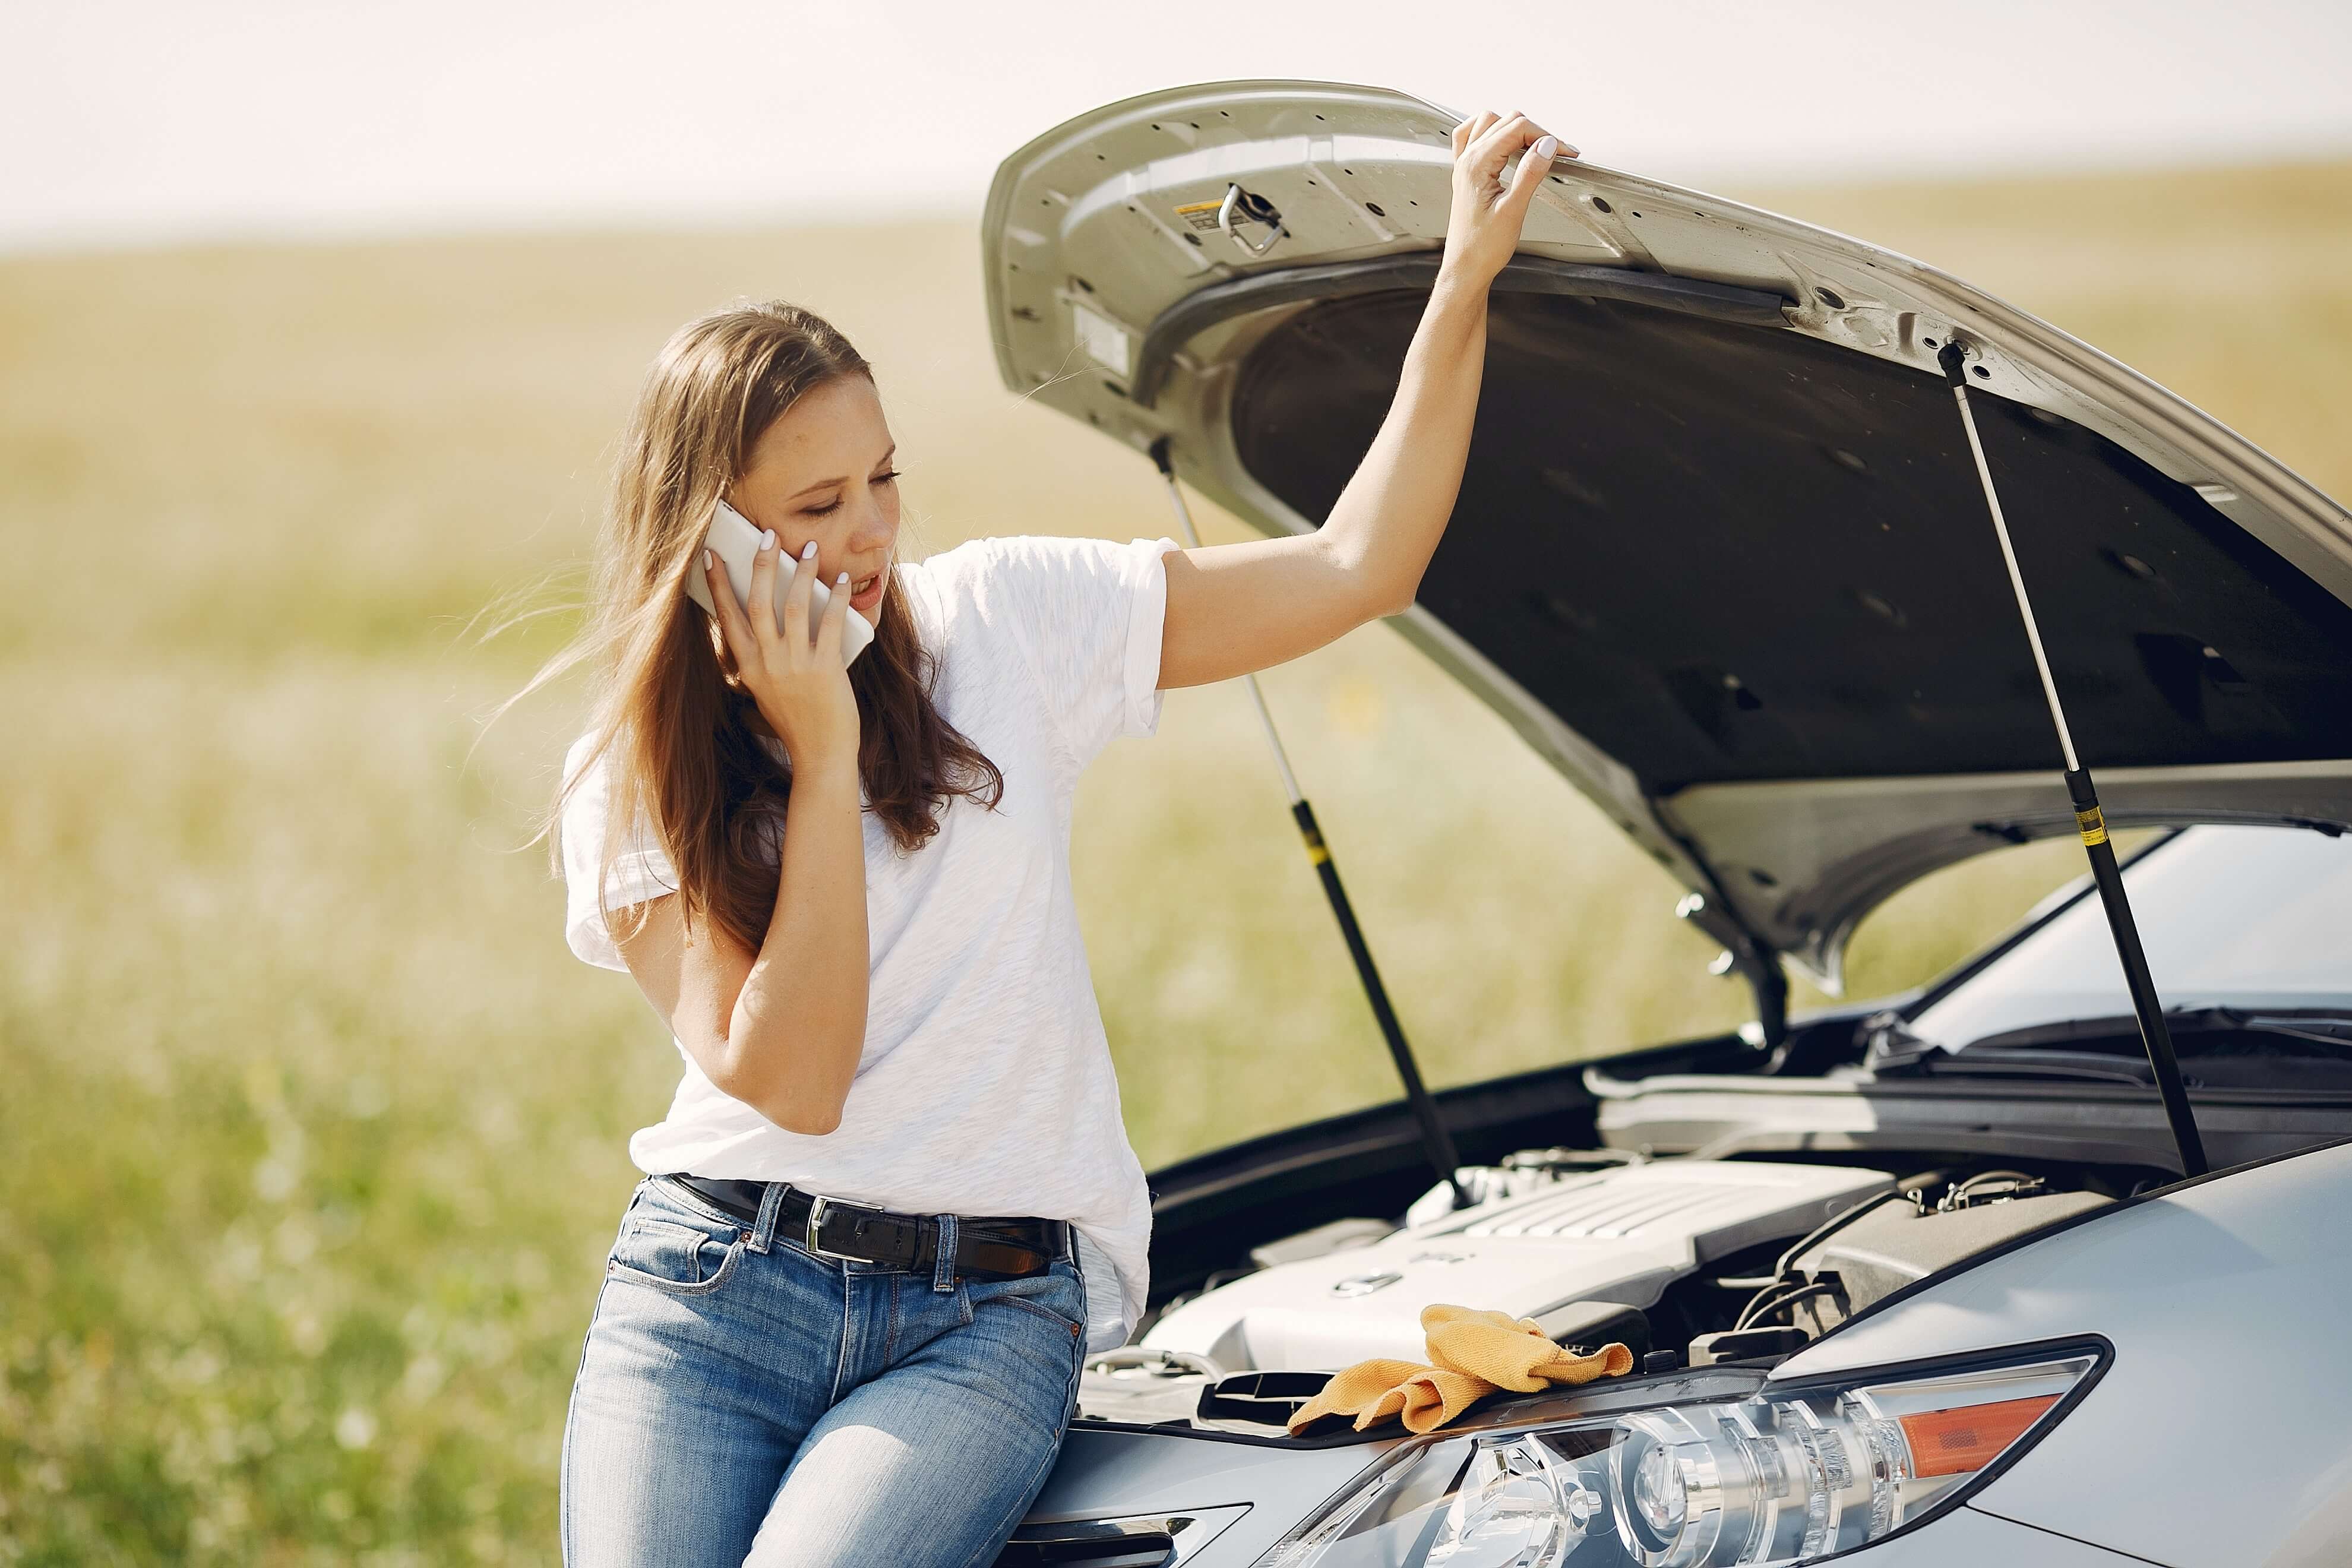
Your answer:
[1150,438,1469,1208]
[1940,344,2209,1177]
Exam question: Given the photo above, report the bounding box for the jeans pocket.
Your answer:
[606,1212,744,1297]
[970,1259,1088,1337]
[647,1174,753,1232]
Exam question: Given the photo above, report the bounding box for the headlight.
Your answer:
[1259,1346,2100,1567]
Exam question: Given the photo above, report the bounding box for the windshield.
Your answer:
[1910,824,2352,1051]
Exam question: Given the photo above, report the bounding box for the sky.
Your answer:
[7,0,2351,253]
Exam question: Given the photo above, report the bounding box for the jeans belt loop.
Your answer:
[931,1212,959,1294]
[748,1181,786,1255]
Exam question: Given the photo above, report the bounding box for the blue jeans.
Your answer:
[560,1174,1089,1567]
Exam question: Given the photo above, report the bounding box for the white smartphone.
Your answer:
[684,500,875,666]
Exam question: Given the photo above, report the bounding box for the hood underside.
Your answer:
[982,81,2352,989]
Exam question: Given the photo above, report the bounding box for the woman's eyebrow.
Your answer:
[782,447,897,501]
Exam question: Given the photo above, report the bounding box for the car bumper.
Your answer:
[1015,1426,2158,1567]
[1841,1506,2159,1566]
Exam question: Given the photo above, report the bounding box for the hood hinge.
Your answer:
[1676,889,1788,1054]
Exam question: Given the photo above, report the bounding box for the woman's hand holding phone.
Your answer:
[703,530,861,769]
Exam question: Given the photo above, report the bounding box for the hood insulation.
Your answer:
[1231,287,2352,794]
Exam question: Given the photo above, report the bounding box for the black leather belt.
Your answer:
[663,1174,1071,1281]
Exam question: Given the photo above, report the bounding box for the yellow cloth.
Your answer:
[1286,1304,1636,1436]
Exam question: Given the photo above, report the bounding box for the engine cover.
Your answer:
[1144,1160,1893,1371]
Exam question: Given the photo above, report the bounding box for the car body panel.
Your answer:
[1850,1507,2163,1566]
[982,81,2352,991]
[1023,1425,1396,1564]
[1773,1141,2352,1567]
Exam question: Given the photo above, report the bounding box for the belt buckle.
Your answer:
[802,1195,859,1263]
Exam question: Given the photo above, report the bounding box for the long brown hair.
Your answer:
[532,302,1001,959]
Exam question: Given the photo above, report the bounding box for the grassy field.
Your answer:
[4,159,2347,1561]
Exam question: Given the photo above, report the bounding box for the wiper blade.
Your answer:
[1911,1048,2155,1086]
[2179,1006,2352,1055]
[1889,1009,2352,1089]
[2247,1020,2352,1049]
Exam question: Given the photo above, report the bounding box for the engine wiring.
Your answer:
[1728,1178,1942,1337]
[1941,1169,2046,1210]
[1726,1168,2081,1339]
[1735,1281,1842,1331]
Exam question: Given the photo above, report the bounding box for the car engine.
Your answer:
[1080,1152,2118,1428]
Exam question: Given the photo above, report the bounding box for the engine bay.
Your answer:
[1080,1149,2132,1433]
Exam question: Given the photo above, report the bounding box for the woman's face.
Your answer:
[730,375,902,626]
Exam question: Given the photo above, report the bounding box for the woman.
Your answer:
[550,110,1565,1566]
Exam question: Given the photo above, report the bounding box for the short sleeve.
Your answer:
[558,732,680,972]
[980,533,1180,772]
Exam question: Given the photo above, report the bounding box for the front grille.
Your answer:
[991,1519,1178,1567]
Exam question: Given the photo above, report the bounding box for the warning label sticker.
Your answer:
[1172,198,1224,234]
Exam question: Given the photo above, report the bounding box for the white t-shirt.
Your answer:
[559,532,1180,1352]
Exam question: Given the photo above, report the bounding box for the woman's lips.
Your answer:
[848,573,884,615]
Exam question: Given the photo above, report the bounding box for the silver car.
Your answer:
[977,82,2352,1567]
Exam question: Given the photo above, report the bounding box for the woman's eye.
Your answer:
[803,498,842,516]
[874,469,902,485]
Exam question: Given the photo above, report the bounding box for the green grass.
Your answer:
[4,160,2347,1560]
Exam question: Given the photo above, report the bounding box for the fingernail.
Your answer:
[703,548,713,571]
[836,571,849,586]
[759,529,776,551]
[801,540,818,561]
[1533,135,1558,161]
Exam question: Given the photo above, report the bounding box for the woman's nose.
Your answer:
[845,507,894,555]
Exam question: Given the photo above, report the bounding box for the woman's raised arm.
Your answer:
[1156,111,1570,691]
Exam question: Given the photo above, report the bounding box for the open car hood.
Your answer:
[981,81,2352,994]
